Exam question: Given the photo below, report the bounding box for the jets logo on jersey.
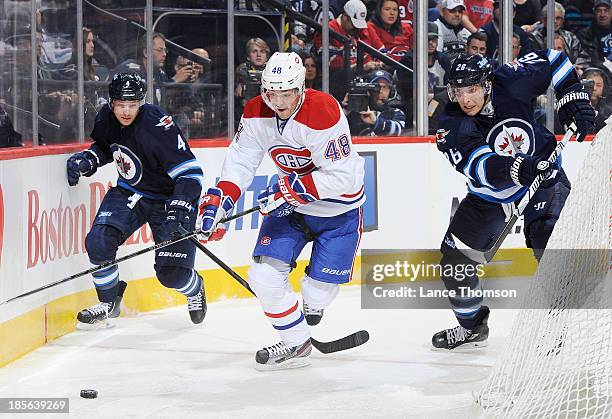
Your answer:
[156,115,174,130]
[487,119,534,157]
[436,128,450,145]
[111,144,143,185]
[269,145,316,175]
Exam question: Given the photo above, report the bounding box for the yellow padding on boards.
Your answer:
[0,258,362,367]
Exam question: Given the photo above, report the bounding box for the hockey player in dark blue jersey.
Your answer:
[432,51,595,350]
[66,72,206,327]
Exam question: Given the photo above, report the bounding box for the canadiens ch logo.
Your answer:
[111,143,143,185]
[269,145,316,175]
[487,118,534,157]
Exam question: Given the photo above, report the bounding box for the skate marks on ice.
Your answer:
[0,289,517,418]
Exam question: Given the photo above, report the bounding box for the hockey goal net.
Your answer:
[476,122,612,418]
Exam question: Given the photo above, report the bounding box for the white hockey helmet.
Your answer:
[261,52,306,101]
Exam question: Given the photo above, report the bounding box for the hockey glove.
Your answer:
[162,198,195,241]
[66,150,98,186]
[510,153,554,186]
[257,173,317,218]
[557,84,595,142]
[198,188,235,242]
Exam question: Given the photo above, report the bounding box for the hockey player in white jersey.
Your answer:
[199,52,365,370]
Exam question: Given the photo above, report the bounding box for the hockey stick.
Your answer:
[0,206,260,306]
[186,233,370,354]
[452,123,577,264]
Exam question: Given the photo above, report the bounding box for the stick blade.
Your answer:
[311,330,370,354]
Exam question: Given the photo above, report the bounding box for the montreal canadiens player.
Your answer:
[433,51,595,350]
[66,72,206,327]
[200,52,365,369]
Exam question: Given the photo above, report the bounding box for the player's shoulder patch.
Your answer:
[293,90,341,130]
[437,111,479,150]
[141,104,175,130]
[243,96,275,119]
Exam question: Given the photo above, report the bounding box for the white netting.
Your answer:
[476,122,612,418]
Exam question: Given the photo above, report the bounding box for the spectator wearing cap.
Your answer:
[577,0,612,65]
[434,0,472,62]
[368,0,414,62]
[461,0,494,33]
[480,0,533,59]
[530,2,590,71]
[343,69,406,136]
[313,0,385,72]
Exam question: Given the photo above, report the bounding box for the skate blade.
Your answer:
[255,357,311,371]
[430,340,488,352]
[76,319,116,331]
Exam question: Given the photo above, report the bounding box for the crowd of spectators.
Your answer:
[0,0,611,147]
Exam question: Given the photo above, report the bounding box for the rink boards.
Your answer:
[0,137,590,366]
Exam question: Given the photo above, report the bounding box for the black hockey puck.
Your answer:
[80,389,98,399]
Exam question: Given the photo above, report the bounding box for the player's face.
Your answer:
[265,89,301,119]
[112,100,141,126]
[451,84,487,116]
[380,1,399,26]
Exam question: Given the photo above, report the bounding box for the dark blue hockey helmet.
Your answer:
[447,54,492,88]
[109,72,147,102]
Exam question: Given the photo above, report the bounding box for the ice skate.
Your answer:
[187,275,207,324]
[432,307,489,351]
[255,339,312,371]
[76,281,126,329]
[303,301,324,326]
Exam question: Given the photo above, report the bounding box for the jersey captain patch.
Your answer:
[486,118,534,157]
[111,144,143,185]
[269,145,316,175]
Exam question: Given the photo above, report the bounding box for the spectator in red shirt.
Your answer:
[368,0,414,61]
[313,0,385,71]
[462,0,494,32]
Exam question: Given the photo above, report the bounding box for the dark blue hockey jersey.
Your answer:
[436,49,578,203]
[87,104,203,203]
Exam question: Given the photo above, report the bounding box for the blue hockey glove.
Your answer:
[198,188,235,242]
[510,153,553,186]
[257,173,317,218]
[162,198,195,241]
[557,84,595,142]
[66,150,98,186]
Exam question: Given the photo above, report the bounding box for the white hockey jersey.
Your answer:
[217,89,365,217]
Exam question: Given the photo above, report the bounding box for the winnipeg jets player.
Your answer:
[200,52,365,369]
[66,72,206,327]
[433,51,595,350]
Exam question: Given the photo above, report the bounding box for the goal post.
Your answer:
[476,123,612,418]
